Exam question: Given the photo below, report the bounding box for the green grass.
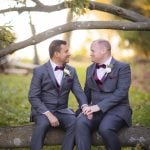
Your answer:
[130,87,150,126]
[0,62,150,127]
[0,74,32,126]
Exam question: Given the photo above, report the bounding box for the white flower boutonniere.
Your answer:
[64,68,71,77]
[105,64,113,74]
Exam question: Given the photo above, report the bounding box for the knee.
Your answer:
[66,116,76,129]
[75,115,91,138]
[76,115,85,126]
[36,120,49,130]
[98,125,111,136]
[76,115,89,130]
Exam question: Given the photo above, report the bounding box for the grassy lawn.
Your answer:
[0,60,150,126]
[0,60,149,149]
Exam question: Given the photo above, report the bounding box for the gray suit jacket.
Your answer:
[84,58,132,126]
[28,61,87,120]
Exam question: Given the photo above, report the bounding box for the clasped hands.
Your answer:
[44,104,100,126]
[82,105,100,120]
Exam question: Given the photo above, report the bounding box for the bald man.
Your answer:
[75,39,132,150]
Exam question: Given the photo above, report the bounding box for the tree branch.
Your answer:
[89,1,150,22]
[0,2,65,14]
[0,21,150,57]
[0,1,149,57]
[0,2,149,22]
[31,0,44,6]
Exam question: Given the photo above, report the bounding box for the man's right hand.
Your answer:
[44,111,59,127]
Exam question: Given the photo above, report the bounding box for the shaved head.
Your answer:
[91,39,111,52]
[90,39,112,64]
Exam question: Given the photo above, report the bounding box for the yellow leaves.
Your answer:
[0,26,16,48]
[64,0,90,15]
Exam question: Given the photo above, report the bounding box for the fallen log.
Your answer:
[10,61,39,72]
[4,68,29,75]
[0,124,149,149]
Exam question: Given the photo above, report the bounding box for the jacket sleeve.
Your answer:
[28,68,49,114]
[71,69,88,107]
[84,68,92,104]
[98,64,131,113]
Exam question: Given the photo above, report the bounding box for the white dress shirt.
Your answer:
[43,60,64,115]
[50,59,64,85]
[97,56,112,80]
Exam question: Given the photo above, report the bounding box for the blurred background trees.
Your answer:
[111,0,150,58]
[0,26,16,72]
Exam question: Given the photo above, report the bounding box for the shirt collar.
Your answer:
[49,59,57,71]
[103,56,112,66]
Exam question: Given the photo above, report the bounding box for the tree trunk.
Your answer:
[64,10,73,48]
[0,125,149,149]
[28,12,40,65]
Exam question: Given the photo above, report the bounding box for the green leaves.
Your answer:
[0,26,16,49]
[64,0,90,15]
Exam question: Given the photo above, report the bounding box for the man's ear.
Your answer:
[54,51,60,57]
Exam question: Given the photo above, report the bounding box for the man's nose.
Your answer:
[68,52,71,56]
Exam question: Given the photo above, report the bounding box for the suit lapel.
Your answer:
[45,61,59,89]
[90,64,100,89]
[59,72,66,91]
[104,57,116,80]
[59,66,71,91]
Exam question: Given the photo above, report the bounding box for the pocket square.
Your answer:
[67,77,73,82]
[109,76,117,79]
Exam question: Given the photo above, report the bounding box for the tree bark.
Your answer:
[0,21,150,57]
[63,9,73,48]
[89,1,150,22]
[28,12,40,65]
[0,1,150,57]
[0,125,149,149]
[1,1,150,22]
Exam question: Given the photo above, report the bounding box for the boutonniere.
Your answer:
[105,64,113,74]
[64,68,71,77]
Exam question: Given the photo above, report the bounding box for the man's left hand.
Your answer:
[86,105,100,115]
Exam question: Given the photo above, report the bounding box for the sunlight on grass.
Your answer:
[0,61,149,127]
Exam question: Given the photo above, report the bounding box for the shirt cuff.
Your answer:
[94,105,100,111]
[81,104,88,109]
[43,111,50,114]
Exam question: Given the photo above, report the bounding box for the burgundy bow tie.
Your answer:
[55,65,65,71]
[96,64,106,69]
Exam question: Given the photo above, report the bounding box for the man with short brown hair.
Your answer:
[29,39,87,150]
